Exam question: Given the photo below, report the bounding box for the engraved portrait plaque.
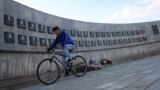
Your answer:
[17,18,26,29]
[91,40,96,46]
[83,31,89,37]
[77,31,83,37]
[39,38,47,46]
[47,26,53,34]
[96,32,101,37]
[89,32,95,37]
[48,39,54,46]
[4,32,15,43]
[101,32,106,37]
[4,15,14,26]
[28,22,36,31]
[70,30,76,37]
[18,34,27,45]
[29,36,38,46]
[38,24,46,33]
[97,40,102,46]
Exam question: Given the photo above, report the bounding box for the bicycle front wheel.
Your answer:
[71,56,87,77]
[37,59,60,85]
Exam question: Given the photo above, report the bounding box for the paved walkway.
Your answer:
[20,55,160,90]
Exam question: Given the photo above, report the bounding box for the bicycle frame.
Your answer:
[50,51,68,69]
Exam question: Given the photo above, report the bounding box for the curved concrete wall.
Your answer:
[0,0,160,86]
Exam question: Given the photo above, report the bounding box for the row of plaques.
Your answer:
[4,14,53,34]
[74,37,147,47]
[4,14,146,38]
[4,32,147,47]
[4,32,54,46]
[64,29,146,37]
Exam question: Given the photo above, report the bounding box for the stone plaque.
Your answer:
[113,40,118,45]
[106,32,112,37]
[128,38,133,43]
[4,15,14,26]
[47,26,53,34]
[77,31,83,37]
[123,39,128,44]
[118,39,123,44]
[28,22,36,31]
[103,40,108,46]
[4,32,15,43]
[85,41,91,47]
[96,32,101,37]
[141,30,145,34]
[39,38,47,46]
[131,31,136,35]
[70,30,76,37]
[97,40,102,46]
[101,32,106,37]
[117,32,122,37]
[122,31,127,36]
[112,32,116,37]
[18,34,27,45]
[29,36,38,46]
[152,25,159,35]
[126,31,131,36]
[38,24,46,33]
[136,30,141,35]
[91,40,96,46]
[89,32,95,37]
[17,18,26,29]
[108,40,113,45]
[83,31,89,37]
[73,40,78,47]
[142,36,147,41]
[48,39,54,46]
[78,40,84,47]
[138,37,142,42]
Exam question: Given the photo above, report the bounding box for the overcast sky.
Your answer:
[14,0,160,24]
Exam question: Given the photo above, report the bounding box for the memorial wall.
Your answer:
[0,0,160,87]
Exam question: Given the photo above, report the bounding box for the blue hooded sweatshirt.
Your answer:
[50,31,74,49]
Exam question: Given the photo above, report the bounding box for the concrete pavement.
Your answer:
[19,55,160,90]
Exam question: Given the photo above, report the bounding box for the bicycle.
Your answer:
[36,50,87,85]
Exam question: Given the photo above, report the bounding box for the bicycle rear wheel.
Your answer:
[37,59,60,85]
[71,56,87,77]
